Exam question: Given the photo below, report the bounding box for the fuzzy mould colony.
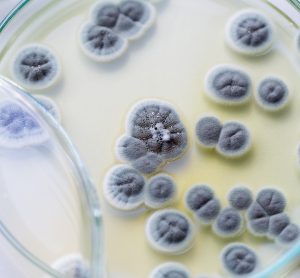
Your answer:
[4,0,300,277]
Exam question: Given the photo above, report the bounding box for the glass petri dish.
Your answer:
[1,0,300,277]
[0,76,104,278]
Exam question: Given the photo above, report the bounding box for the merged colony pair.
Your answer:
[195,115,251,158]
[79,0,156,62]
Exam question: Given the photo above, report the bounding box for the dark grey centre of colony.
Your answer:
[156,213,189,243]
[187,188,213,211]
[150,181,172,199]
[196,117,222,145]
[217,210,240,232]
[164,271,187,278]
[95,1,144,28]
[230,189,252,209]
[130,104,186,158]
[224,246,256,275]
[259,80,285,103]
[95,4,120,28]
[20,53,52,82]
[114,171,144,197]
[119,1,144,22]
[87,26,119,50]
[214,71,249,99]
[237,17,269,46]
[280,224,299,242]
[219,125,246,151]
[256,190,285,216]
[195,199,220,220]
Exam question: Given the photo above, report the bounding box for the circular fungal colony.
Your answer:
[276,223,300,246]
[268,213,290,239]
[116,99,188,174]
[195,115,222,148]
[11,44,61,90]
[185,185,220,224]
[216,121,251,158]
[225,9,274,56]
[79,0,156,62]
[145,174,177,209]
[145,209,195,255]
[79,23,128,62]
[228,186,253,210]
[149,262,191,278]
[103,164,145,211]
[221,243,258,276]
[0,100,49,148]
[204,64,252,105]
[255,76,290,111]
[213,207,243,238]
[96,6,300,277]
[51,254,89,278]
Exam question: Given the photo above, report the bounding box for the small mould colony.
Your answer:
[102,7,300,278]
[0,95,60,149]
[8,43,62,126]
[0,100,51,149]
[50,254,89,278]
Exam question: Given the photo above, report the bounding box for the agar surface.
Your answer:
[97,4,300,277]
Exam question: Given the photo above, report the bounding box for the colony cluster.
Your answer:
[103,98,300,278]
[103,8,300,278]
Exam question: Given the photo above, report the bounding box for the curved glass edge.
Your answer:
[290,0,300,10]
[0,221,62,278]
[0,0,30,33]
[0,0,300,34]
[0,76,104,278]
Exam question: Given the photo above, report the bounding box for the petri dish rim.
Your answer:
[0,0,299,34]
[0,0,300,277]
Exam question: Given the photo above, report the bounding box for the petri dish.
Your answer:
[0,77,104,278]
[1,0,300,277]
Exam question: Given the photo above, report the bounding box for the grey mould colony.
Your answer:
[100,6,300,278]
[79,0,156,62]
